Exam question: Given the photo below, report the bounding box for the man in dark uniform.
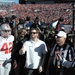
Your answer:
[46,30,75,75]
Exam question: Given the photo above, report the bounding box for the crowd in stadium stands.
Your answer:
[0,3,73,25]
[0,3,75,75]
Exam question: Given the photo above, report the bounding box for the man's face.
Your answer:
[55,36,66,46]
[2,30,11,38]
[30,29,38,39]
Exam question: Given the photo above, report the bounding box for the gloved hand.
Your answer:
[2,59,12,67]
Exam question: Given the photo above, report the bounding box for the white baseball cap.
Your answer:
[57,31,67,38]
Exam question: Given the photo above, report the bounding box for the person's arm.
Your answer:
[39,42,48,73]
[62,52,75,68]
[19,45,26,55]
[61,58,72,68]
[57,54,73,68]
[39,53,47,73]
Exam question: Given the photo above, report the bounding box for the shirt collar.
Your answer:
[30,39,39,44]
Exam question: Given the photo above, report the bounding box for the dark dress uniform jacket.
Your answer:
[49,43,75,75]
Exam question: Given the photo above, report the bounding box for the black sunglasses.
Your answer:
[31,32,38,34]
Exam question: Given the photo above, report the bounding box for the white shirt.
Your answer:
[23,39,47,69]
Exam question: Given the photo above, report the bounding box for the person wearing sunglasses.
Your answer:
[46,31,75,75]
[19,27,47,75]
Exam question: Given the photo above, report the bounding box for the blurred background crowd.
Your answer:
[0,3,73,25]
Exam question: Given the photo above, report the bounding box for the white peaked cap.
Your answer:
[57,31,67,38]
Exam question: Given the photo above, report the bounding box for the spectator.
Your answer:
[19,27,47,75]
[12,28,28,75]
